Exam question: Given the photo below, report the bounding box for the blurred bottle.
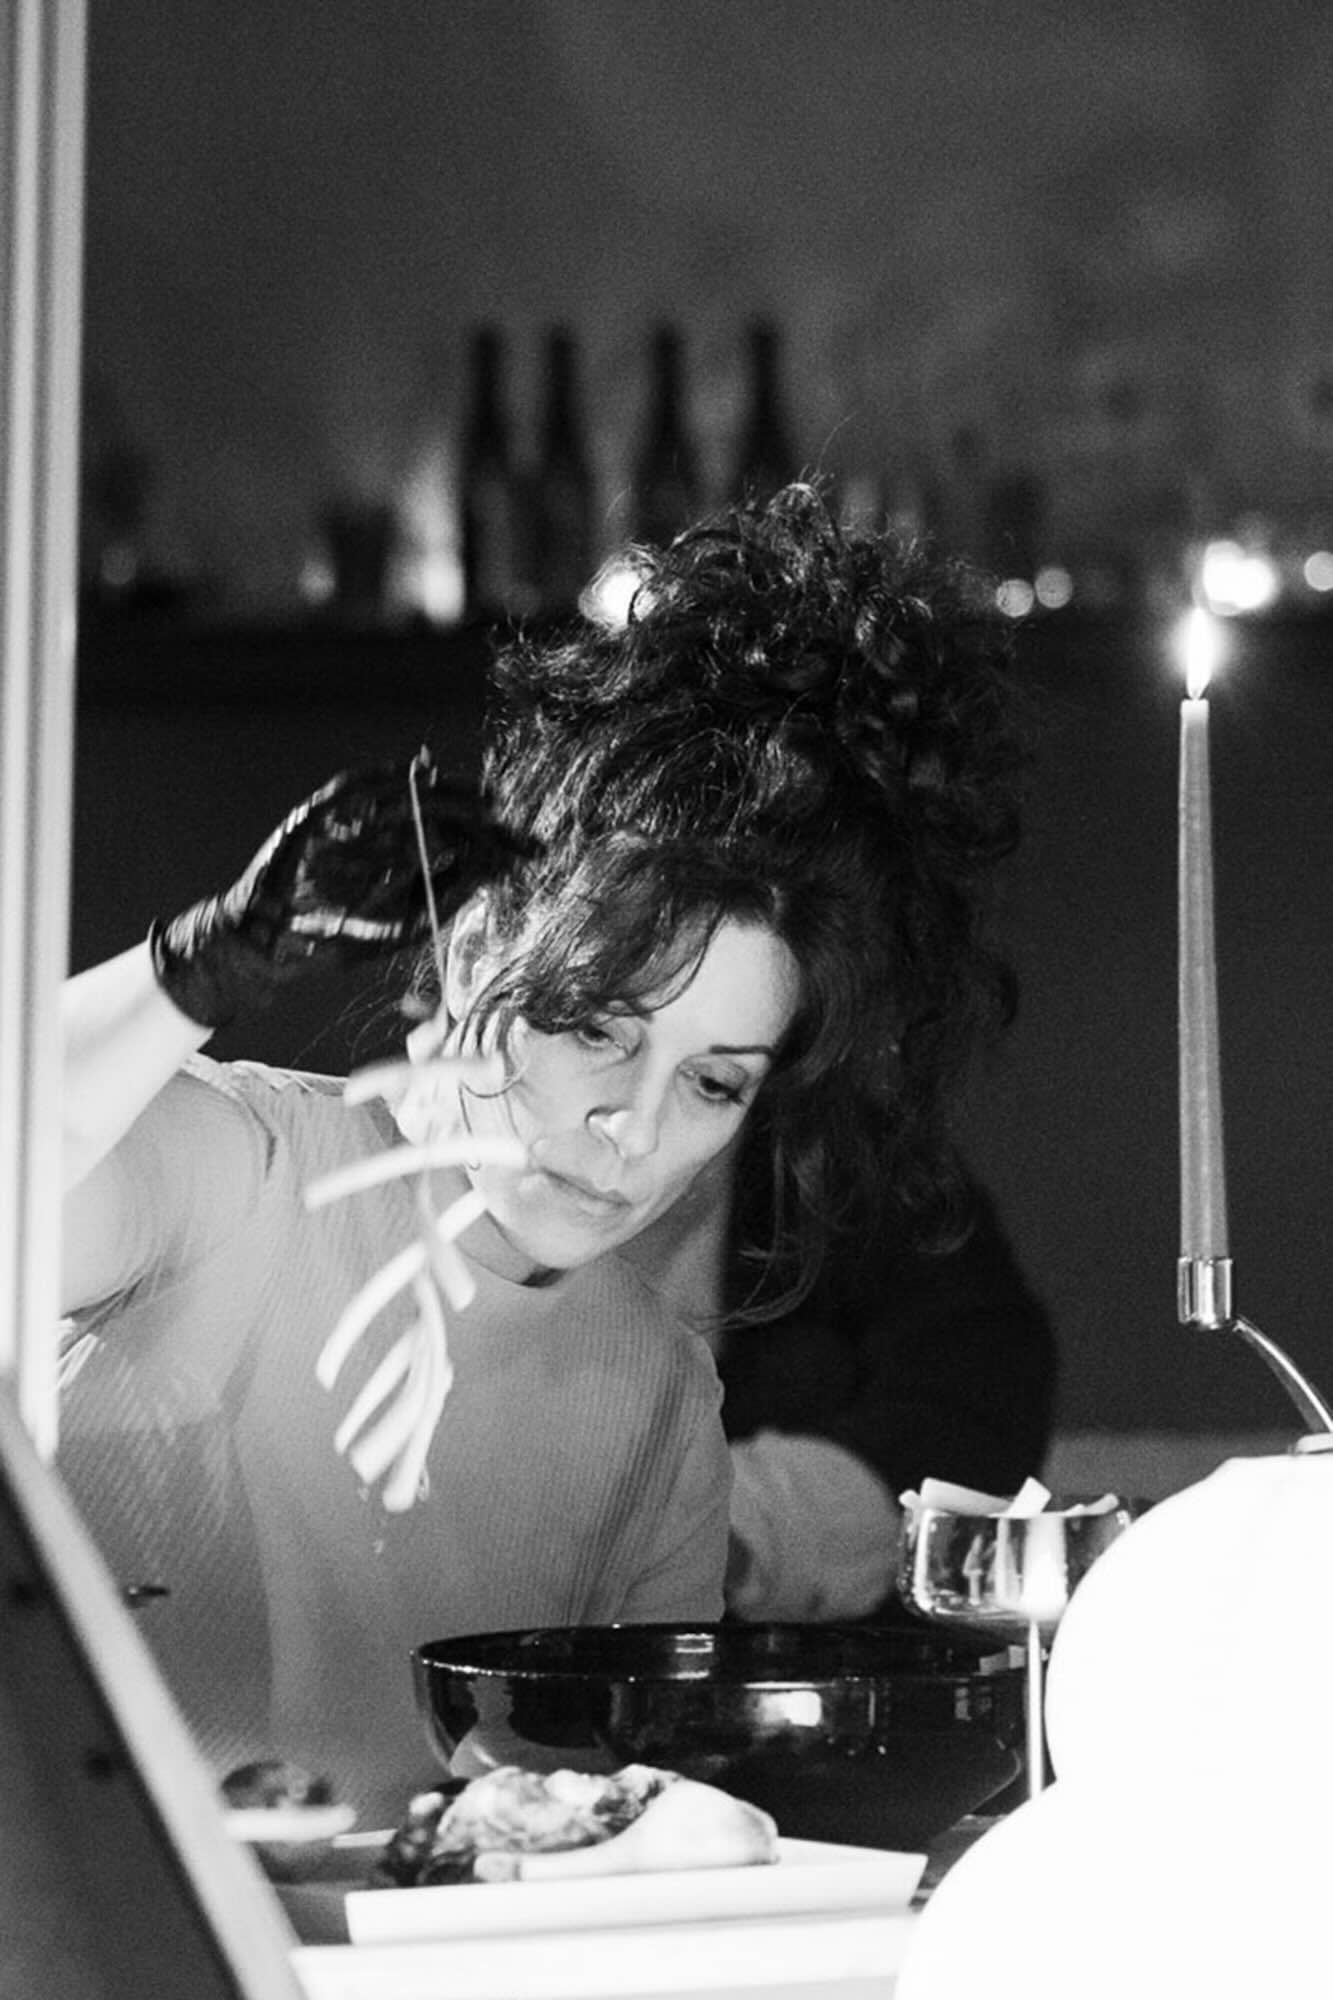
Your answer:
[459,324,526,619]
[940,423,990,568]
[530,325,595,614]
[630,323,701,547]
[984,469,1048,581]
[319,497,398,619]
[727,318,797,504]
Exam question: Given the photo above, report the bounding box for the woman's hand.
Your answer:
[149,758,531,1030]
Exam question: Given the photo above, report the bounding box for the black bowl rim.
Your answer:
[412,1620,1022,1689]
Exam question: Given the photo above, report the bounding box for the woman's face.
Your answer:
[455,917,800,1277]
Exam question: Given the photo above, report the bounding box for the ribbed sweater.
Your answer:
[58,1058,730,1822]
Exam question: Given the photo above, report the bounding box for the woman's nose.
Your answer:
[586,1081,663,1162]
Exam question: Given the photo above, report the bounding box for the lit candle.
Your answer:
[1176,609,1229,1262]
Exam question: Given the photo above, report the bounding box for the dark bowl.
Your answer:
[412,1622,1025,1853]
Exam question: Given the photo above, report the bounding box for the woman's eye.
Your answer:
[691,1071,746,1107]
[574,1022,619,1051]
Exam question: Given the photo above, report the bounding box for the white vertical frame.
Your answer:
[0,0,83,1452]
[0,10,311,1993]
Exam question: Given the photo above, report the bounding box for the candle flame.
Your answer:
[1175,605,1224,699]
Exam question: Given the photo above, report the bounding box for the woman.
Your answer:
[57,484,1027,1821]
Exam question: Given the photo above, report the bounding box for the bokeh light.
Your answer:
[1302,549,1333,593]
[996,578,1035,619]
[1034,565,1073,611]
[1195,538,1279,617]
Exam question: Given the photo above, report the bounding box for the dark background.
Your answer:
[72,1,1333,1440]
[82,0,1333,612]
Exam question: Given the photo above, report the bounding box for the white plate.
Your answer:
[293,1910,921,2000]
[226,1803,358,1844]
[336,1835,925,1945]
[292,1910,921,2000]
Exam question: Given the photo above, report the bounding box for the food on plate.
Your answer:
[219,1759,356,1877]
[374,1764,779,1887]
[221,1759,337,1811]
[479,1773,781,1882]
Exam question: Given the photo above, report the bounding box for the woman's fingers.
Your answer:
[403,1012,451,1064]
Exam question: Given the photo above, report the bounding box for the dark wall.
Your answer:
[71,611,1333,1436]
[72,619,493,1073]
[955,612,1333,1434]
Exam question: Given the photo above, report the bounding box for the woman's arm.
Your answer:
[60,1060,271,1317]
[725,1430,901,1621]
[60,941,214,1314]
[62,941,212,1194]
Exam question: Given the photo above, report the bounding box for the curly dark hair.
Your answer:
[440,482,1026,1318]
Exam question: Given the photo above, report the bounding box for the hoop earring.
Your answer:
[459,1037,527,1101]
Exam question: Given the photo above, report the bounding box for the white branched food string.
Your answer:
[303,755,524,1513]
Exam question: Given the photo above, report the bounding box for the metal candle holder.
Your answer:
[1178,1256,1333,1437]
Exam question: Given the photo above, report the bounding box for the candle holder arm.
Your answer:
[1228,1314,1333,1437]
[1179,1263,1333,1436]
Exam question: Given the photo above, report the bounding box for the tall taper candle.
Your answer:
[1178,616,1229,1261]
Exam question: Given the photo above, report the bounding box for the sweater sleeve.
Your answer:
[725,1431,900,1621]
[614,1391,732,1623]
[64,1058,273,1322]
[720,1183,1060,1519]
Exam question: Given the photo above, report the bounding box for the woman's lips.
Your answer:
[539,1167,632,1213]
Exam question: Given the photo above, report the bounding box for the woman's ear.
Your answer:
[444,893,497,1020]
